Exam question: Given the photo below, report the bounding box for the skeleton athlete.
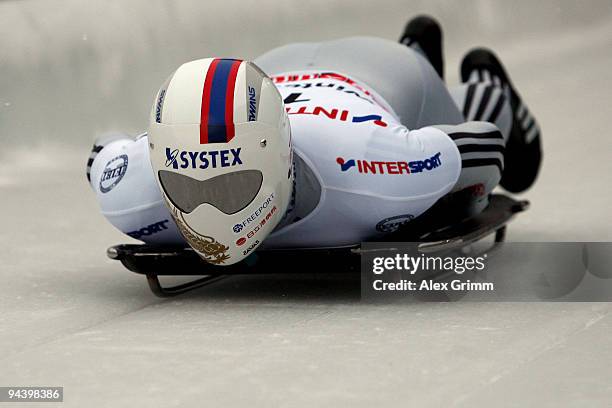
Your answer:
[87,16,542,265]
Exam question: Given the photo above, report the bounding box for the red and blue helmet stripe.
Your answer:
[200,58,242,144]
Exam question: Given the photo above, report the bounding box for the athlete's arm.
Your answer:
[431,121,505,195]
[87,133,184,244]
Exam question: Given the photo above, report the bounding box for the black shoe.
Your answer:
[400,15,444,80]
[461,48,542,193]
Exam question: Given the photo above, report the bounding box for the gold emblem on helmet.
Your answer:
[170,207,230,265]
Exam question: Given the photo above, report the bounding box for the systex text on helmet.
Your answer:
[165,147,243,170]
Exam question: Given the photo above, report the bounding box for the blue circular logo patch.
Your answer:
[99,154,128,194]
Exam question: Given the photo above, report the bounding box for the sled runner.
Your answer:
[107,194,528,297]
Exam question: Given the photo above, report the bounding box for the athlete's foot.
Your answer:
[400,15,444,80]
[460,48,542,193]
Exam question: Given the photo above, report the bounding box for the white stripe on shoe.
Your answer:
[516,102,527,120]
[521,112,533,130]
[482,70,491,83]
[466,83,486,120]
[478,87,503,121]
[468,70,479,83]
[525,125,540,144]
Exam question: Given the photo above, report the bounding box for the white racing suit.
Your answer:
[88,37,511,248]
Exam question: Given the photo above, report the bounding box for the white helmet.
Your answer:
[148,58,293,265]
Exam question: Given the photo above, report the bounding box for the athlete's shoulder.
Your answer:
[277,73,397,168]
[272,70,397,115]
[271,69,398,143]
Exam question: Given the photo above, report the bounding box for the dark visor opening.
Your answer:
[158,169,263,215]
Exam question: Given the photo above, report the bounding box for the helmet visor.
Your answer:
[158,169,263,215]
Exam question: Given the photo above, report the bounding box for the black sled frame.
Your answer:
[107,194,528,297]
